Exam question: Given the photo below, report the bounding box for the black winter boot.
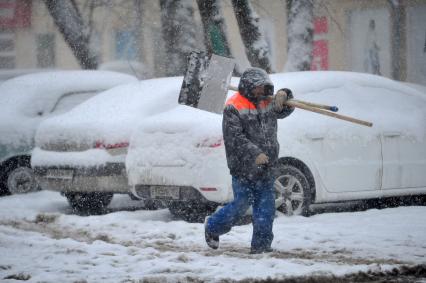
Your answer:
[204,217,219,249]
[250,247,273,254]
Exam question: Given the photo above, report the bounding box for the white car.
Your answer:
[0,71,137,195]
[126,71,426,221]
[32,77,181,213]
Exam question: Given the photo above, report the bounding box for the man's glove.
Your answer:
[274,88,293,112]
[255,153,269,165]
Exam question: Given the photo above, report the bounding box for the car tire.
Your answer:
[127,194,159,210]
[420,195,426,206]
[274,164,312,216]
[0,182,9,196]
[143,199,159,210]
[168,201,217,223]
[5,161,39,195]
[65,192,114,215]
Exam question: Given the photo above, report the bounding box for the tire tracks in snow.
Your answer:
[132,264,426,283]
[0,213,413,268]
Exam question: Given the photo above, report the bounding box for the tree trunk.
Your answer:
[284,0,314,72]
[160,0,198,76]
[196,0,232,58]
[44,0,98,69]
[388,0,405,81]
[231,0,272,73]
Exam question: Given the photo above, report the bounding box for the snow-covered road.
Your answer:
[0,191,425,282]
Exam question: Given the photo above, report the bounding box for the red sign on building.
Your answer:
[0,0,31,29]
[311,40,329,70]
[314,16,328,34]
[311,17,329,70]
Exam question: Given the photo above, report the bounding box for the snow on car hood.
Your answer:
[34,77,182,150]
[126,71,426,185]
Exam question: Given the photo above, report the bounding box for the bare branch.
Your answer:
[44,0,98,69]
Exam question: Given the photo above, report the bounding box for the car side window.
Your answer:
[50,90,101,115]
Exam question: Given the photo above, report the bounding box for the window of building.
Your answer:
[0,31,15,68]
[407,5,426,84]
[115,30,138,60]
[37,33,55,68]
[0,0,31,29]
[347,8,391,78]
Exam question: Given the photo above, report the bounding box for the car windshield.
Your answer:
[49,90,102,115]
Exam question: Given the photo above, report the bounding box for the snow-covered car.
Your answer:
[0,71,137,196]
[0,69,47,84]
[32,77,181,213]
[126,71,426,221]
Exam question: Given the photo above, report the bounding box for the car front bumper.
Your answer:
[34,163,130,193]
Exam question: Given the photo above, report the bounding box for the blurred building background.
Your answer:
[0,0,425,85]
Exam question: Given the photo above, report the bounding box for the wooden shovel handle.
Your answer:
[230,85,338,111]
[286,100,373,127]
[229,85,371,127]
[292,99,338,112]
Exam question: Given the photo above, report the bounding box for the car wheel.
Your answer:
[0,182,10,196]
[168,201,217,223]
[6,165,39,195]
[65,192,114,215]
[274,165,312,216]
[142,199,159,210]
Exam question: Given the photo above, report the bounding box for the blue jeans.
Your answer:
[206,176,275,251]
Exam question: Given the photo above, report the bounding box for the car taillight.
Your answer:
[196,138,222,148]
[95,141,129,149]
[209,141,222,148]
[200,187,218,192]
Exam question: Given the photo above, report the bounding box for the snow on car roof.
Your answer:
[35,77,183,146]
[0,70,137,118]
[269,71,425,99]
[271,71,426,141]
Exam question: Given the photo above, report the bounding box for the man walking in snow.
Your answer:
[204,67,295,254]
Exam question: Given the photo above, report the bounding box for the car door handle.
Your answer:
[382,131,401,137]
[305,133,324,140]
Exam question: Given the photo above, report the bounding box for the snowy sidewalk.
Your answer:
[0,191,425,282]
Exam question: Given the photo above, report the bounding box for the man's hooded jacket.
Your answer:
[222,68,294,181]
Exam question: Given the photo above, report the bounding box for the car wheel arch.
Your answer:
[0,155,34,194]
[0,155,32,179]
[276,156,316,203]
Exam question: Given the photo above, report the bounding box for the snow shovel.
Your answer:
[179,51,235,113]
[178,51,373,127]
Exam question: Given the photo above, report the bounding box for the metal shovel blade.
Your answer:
[197,54,236,114]
[179,52,235,114]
